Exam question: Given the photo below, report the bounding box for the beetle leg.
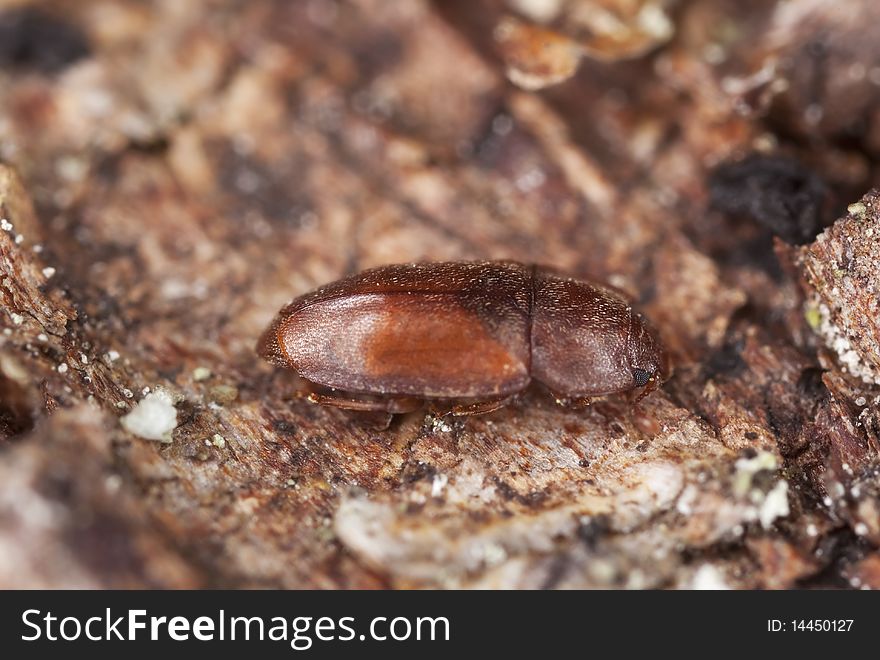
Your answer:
[297,391,422,413]
[442,396,517,417]
[627,378,660,404]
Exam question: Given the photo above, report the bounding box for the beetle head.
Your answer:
[627,312,671,400]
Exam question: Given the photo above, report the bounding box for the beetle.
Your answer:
[257,261,671,415]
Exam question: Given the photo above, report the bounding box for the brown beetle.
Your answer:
[258,261,670,415]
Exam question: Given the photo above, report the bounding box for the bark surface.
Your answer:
[1,0,879,588]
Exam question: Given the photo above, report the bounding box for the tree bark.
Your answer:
[0,0,878,588]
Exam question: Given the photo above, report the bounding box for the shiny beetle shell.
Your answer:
[258,261,671,412]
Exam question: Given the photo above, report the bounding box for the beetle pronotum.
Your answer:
[258,261,671,415]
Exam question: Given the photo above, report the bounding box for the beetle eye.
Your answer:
[632,368,651,388]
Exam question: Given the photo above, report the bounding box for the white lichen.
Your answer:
[120,391,178,443]
[811,298,880,384]
[758,480,790,529]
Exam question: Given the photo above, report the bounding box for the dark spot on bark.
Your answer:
[37,471,74,502]
[0,8,90,74]
[577,515,610,550]
[523,489,547,506]
[349,30,404,80]
[797,367,827,400]
[703,337,746,379]
[491,477,546,506]
[796,528,862,589]
[218,147,315,228]
[0,372,35,440]
[493,478,519,502]
[713,232,785,281]
[709,154,828,245]
[744,431,759,441]
[402,460,436,484]
[539,554,571,589]
[63,511,145,583]
[271,419,298,436]
[751,469,778,492]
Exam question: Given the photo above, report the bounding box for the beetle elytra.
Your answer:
[258,261,670,415]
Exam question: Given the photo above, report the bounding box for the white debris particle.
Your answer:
[430,415,453,433]
[855,397,867,407]
[122,388,134,398]
[10,313,24,326]
[806,523,818,537]
[141,386,151,396]
[848,202,867,217]
[733,450,777,497]
[37,333,47,342]
[691,564,730,590]
[120,391,178,443]
[211,434,226,449]
[32,244,43,253]
[0,218,12,231]
[80,353,88,364]
[193,366,212,381]
[105,350,120,363]
[759,480,790,529]
[115,401,128,409]
[57,363,68,374]
[14,234,23,244]
[42,267,56,279]
[854,522,869,536]
[431,473,448,498]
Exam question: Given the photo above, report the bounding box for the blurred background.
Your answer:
[0,0,879,589]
